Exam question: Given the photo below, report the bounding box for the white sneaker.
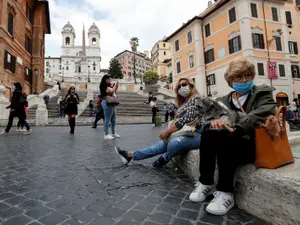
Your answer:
[16,128,21,132]
[104,134,115,140]
[24,129,32,135]
[189,182,214,202]
[112,133,121,138]
[0,129,8,135]
[206,191,235,216]
[21,129,26,132]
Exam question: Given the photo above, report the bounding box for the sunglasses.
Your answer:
[178,82,189,88]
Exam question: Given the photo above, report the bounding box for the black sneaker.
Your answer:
[151,156,168,168]
[114,147,132,165]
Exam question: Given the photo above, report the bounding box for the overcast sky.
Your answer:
[45,0,207,68]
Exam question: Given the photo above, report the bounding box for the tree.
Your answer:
[108,58,123,79]
[143,70,159,84]
[129,37,139,83]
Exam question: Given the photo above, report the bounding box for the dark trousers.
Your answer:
[170,111,175,120]
[5,111,24,133]
[93,112,104,127]
[17,120,30,130]
[152,107,157,124]
[165,112,169,122]
[199,129,255,193]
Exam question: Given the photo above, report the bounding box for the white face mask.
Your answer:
[12,86,16,91]
[178,86,191,97]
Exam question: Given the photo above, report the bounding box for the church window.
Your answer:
[92,38,97,45]
[65,37,70,45]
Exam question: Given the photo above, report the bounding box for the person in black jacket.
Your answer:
[64,86,79,134]
[1,82,27,134]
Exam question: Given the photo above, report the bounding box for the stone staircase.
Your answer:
[80,92,165,117]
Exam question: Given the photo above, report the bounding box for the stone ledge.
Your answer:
[173,136,300,225]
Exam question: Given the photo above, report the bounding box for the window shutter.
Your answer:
[285,11,293,25]
[295,42,298,55]
[205,51,208,64]
[259,34,264,49]
[252,33,255,48]
[228,39,233,54]
[4,51,8,69]
[11,55,16,73]
[212,49,215,62]
[238,36,242,51]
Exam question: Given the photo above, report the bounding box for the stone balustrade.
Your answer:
[0,85,10,120]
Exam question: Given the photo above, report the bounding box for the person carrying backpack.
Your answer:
[92,95,105,128]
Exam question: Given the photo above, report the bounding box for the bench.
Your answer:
[173,135,300,225]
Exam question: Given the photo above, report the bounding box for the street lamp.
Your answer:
[88,65,91,83]
[62,67,65,82]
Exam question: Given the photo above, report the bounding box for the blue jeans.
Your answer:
[132,132,201,162]
[101,100,116,134]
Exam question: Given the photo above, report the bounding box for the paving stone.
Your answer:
[199,214,224,225]
[124,210,148,222]
[114,199,136,210]
[0,202,11,211]
[149,190,169,198]
[102,206,126,219]
[133,202,156,212]
[0,193,16,200]
[0,207,24,219]
[72,209,98,223]
[170,218,194,225]
[143,196,162,204]
[39,211,68,225]
[61,219,82,225]
[162,196,183,205]
[87,200,111,213]
[142,221,160,225]
[28,222,43,225]
[168,191,186,198]
[148,212,171,224]
[25,206,53,219]
[177,209,198,221]
[115,219,140,225]
[125,193,145,202]
[2,215,32,225]
[181,201,202,211]
[87,216,115,225]
[156,202,180,215]
[19,199,43,210]
[5,195,29,206]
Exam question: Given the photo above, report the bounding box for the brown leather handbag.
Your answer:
[255,106,294,169]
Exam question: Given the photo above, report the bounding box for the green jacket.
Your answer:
[217,85,277,134]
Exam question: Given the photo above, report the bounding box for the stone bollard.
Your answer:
[0,85,10,120]
[36,101,48,126]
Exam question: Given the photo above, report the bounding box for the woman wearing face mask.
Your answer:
[189,59,277,216]
[64,86,79,134]
[100,75,121,140]
[115,78,202,168]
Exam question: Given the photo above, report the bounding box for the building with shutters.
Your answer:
[0,0,51,97]
[165,0,300,104]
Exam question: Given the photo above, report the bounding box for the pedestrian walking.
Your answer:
[100,75,121,140]
[59,99,65,118]
[63,86,79,134]
[150,97,158,125]
[163,103,169,122]
[169,103,176,120]
[43,95,50,108]
[16,100,32,134]
[1,82,28,135]
[92,95,105,128]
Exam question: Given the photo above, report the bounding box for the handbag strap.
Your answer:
[234,92,246,113]
[275,106,286,133]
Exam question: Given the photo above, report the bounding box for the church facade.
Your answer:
[44,22,101,81]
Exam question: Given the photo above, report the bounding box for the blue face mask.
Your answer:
[233,81,254,94]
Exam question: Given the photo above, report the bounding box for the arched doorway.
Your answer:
[276,92,289,106]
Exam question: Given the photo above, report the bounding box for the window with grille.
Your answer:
[278,64,286,77]
[229,7,236,24]
[176,61,181,73]
[288,41,298,54]
[187,31,192,44]
[292,65,300,78]
[251,3,258,18]
[175,40,179,51]
[286,11,293,26]
[228,36,242,54]
[205,49,214,64]
[4,50,16,73]
[7,12,14,36]
[275,36,282,51]
[257,63,265,76]
[189,55,194,68]
[272,7,279,22]
[205,24,211,37]
[252,33,265,49]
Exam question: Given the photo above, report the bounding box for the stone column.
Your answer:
[36,100,48,126]
[0,85,10,120]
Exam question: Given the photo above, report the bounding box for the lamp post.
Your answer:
[34,68,38,94]
[88,65,91,83]
[62,67,65,82]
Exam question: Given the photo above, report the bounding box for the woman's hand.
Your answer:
[159,130,169,141]
[210,120,230,129]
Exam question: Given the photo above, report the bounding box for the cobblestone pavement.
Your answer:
[0,125,268,225]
